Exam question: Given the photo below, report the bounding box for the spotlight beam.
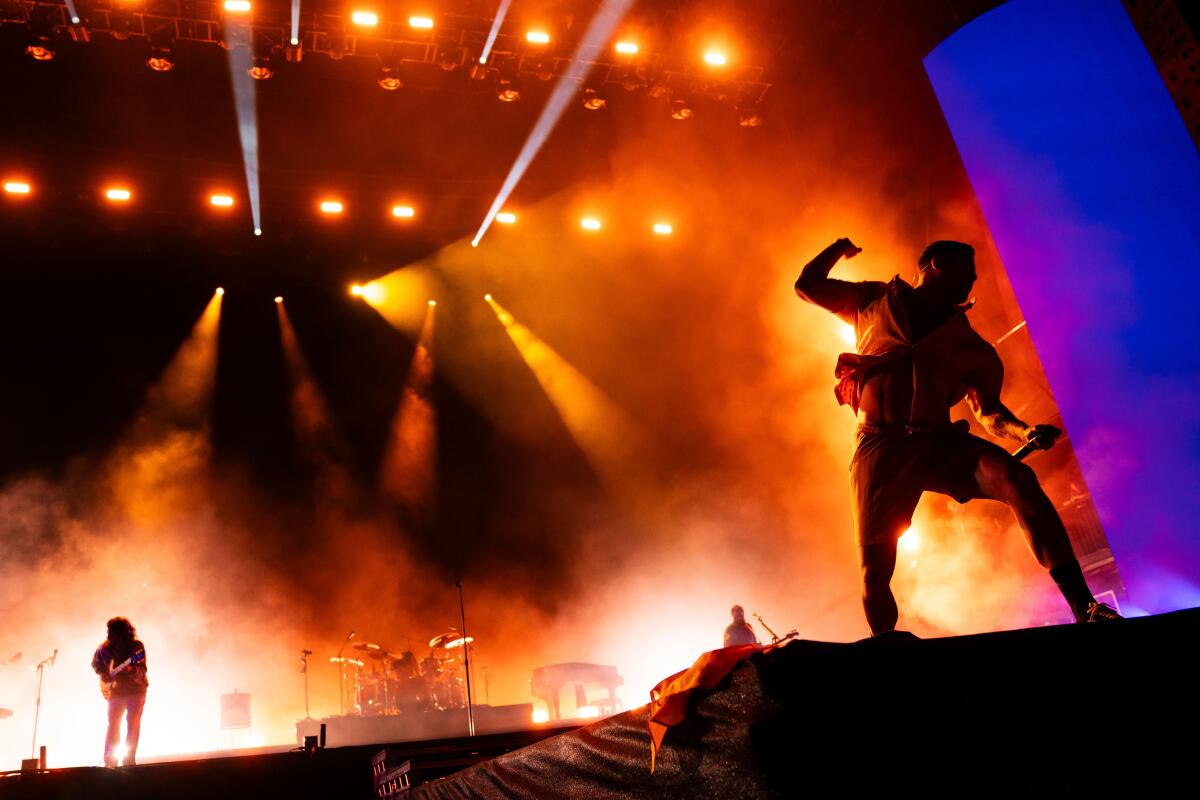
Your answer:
[224,25,262,236]
[64,0,80,24]
[471,0,634,247]
[479,0,513,65]
[290,0,301,45]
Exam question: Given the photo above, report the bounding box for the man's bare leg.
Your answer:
[861,541,900,634]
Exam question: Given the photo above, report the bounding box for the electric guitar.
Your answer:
[99,651,146,700]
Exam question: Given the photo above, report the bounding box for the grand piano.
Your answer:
[530,662,624,721]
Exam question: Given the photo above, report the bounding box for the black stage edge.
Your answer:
[297,703,535,748]
[0,725,579,800]
[5,610,1196,798]
[418,608,1199,796]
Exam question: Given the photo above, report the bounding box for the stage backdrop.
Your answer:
[925,0,1200,613]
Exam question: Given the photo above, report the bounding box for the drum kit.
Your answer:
[332,629,475,716]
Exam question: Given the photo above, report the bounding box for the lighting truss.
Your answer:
[0,0,771,108]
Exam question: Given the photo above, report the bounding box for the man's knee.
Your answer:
[980,453,1040,499]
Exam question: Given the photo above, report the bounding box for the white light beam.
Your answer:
[224,27,262,236]
[290,0,300,46]
[472,0,634,247]
[479,0,513,65]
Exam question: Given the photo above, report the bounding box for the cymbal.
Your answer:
[428,630,460,648]
[444,636,474,649]
[353,642,382,652]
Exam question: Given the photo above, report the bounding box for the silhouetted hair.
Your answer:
[106,617,136,643]
[918,241,975,271]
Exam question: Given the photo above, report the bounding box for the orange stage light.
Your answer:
[614,41,639,55]
[223,0,251,12]
[531,709,550,724]
[496,212,517,225]
[703,49,727,66]
[484,293,493,302]
[427,299,437,307]
[216,287,225,296]
[391,205,415,219]
[526,30,550,44]
[319,200,344,215]
[351,11,378,27]
[209,193,235,208]
[3,181,31,195]
[652,222,673,235]
[104,187,132,202]
[840,323,856,346]
[362,282,385,304]
[580,217,602,231]
[350,284,364,297]
[274,296,283,304]
[409,16,434,29]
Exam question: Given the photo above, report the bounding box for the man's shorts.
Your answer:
[850,421,1013,547]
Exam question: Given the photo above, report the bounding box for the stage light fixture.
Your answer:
[525,30,550,45]
[320,200,344,214]
[532,709,550,724]
[653,222,673,235]
[104,187,132,202]
[484,293,493,302]
[275,296,283,304]
[351,11,378,27]
[614,41,638,55]
[497,79,520,102]
[216,287,226,296]
[25,19,56,61]
[703,49,727,66]
[580,217,602,231]
[351,284,364,296]
[249,53,273,80]
[438,46,461,71]
[738,102,763,128]
[409,16,434,30]
[496,212,517,225]
[210,193,235,207]
[427,299,436,307]
[391,205,415,218]
[582,86,606,110]
[378,66,402,90]
[146,24,176,71]
[670,98,693,120]
[224,0,251,12]
[147,51,174,71]
[3,181,31,195]
[255,227,262,236]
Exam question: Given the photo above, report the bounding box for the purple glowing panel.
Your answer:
[925,0,1200,612]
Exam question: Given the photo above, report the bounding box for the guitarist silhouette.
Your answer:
[91,617,148,767]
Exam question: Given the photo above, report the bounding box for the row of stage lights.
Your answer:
[2,179,675,236]
[18,2,755,121]
[27,3,734,70]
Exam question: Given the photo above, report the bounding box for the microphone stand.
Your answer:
[31,649,56,760]
[456,580,475,737]
[336,631,355,717]
[300,650,312,719]
[753,613,781,644]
